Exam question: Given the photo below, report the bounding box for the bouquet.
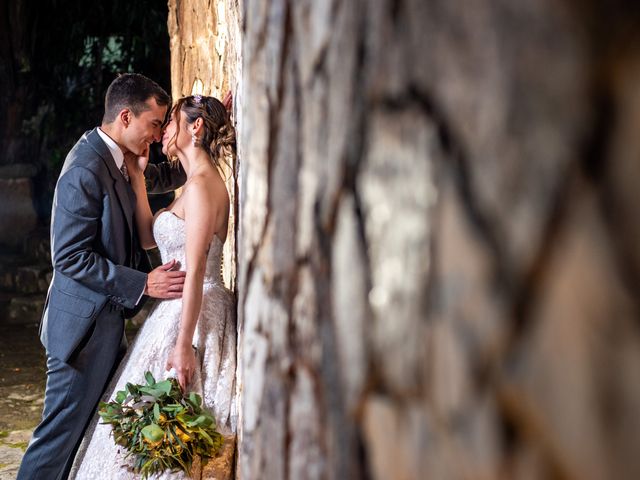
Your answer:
[98,371,223,478]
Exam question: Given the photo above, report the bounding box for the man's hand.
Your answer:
[222,90,233,112]
[144,259,185,299]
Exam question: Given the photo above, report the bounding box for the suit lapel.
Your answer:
[86,128,135,236]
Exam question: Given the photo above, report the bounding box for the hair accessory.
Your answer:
[193,94,203,105]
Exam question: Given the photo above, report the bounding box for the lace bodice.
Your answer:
[154,210,224,285]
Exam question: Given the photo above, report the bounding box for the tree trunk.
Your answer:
[167,2,241,479]
[168,0,242,292]
[236,0,640,479]
[173,0,640,479]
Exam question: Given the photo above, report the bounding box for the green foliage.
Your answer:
[98,371,223,479]
[2,0,168,173]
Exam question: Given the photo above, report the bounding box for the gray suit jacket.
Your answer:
[40,128,186,362]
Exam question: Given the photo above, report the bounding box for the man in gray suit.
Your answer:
[17,73,187,480]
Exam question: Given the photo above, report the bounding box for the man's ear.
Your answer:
[119,108,131,127]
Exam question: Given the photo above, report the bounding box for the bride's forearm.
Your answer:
[130,174,156,249]
[176,270,205,348]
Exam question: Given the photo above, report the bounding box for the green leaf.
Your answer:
[186,415,207,427]
[125,383,141,398]
[153,403,160,422]
[144,371,156,386]
[138,381,171,400]
[155,380,172,396]
[188,392,201,406]
[161,404,184,413]
[198,429,214,446]
[141,423,164,443]
[115,390,127,403]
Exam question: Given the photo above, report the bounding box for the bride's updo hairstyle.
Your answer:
[168,94,236,169]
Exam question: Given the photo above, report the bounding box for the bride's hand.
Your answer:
[166,344,197,391]
[222,90,233,112]
[124,148,149,178]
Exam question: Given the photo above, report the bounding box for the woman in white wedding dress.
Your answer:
[71,95,237,479]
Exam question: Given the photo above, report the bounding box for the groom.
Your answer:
[17,73,187,480]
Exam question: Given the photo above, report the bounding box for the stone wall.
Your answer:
[171,0,640,478]
[0,165,38,249]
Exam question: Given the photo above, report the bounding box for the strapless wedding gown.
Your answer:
[70,210,237,479]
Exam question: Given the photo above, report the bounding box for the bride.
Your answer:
[71,94,237,479]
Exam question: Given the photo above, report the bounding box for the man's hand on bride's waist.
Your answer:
[144,259,185,299]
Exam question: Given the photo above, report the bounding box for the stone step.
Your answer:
[0,227,50,264]
[0,262,51,295]
[23,227,51,264]
[0,174,38,250]
[0,293,45,326]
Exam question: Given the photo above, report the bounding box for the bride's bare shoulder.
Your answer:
[182,172,225,210]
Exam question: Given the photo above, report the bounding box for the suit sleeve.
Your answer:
[144,160,187,194]
[52,166,147,309]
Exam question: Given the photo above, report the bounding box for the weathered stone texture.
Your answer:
[180,0,640,478]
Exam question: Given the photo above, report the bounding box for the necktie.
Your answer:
[120,162,130,182]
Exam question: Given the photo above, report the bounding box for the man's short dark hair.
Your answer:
[103,73,171,124]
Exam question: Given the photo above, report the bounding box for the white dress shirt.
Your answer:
[97,127,145,305]
[96,127,125,171]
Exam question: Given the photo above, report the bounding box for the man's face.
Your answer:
[122,97,167,156]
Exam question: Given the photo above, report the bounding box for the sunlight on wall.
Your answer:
[191,78,204,95]
[168,0,240,292]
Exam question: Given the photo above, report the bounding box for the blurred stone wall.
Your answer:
[0,165,38,249]
[172,0,640,479]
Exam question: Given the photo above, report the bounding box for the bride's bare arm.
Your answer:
[124,152,156,250]
[166,179,217,390]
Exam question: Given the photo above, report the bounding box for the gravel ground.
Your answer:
[0,323,45,479]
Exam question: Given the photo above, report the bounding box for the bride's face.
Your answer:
[161,110,189,157]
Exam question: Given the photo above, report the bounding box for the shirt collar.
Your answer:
[97,127,124,170]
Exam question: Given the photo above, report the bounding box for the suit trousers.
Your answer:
[17,306,127,480]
